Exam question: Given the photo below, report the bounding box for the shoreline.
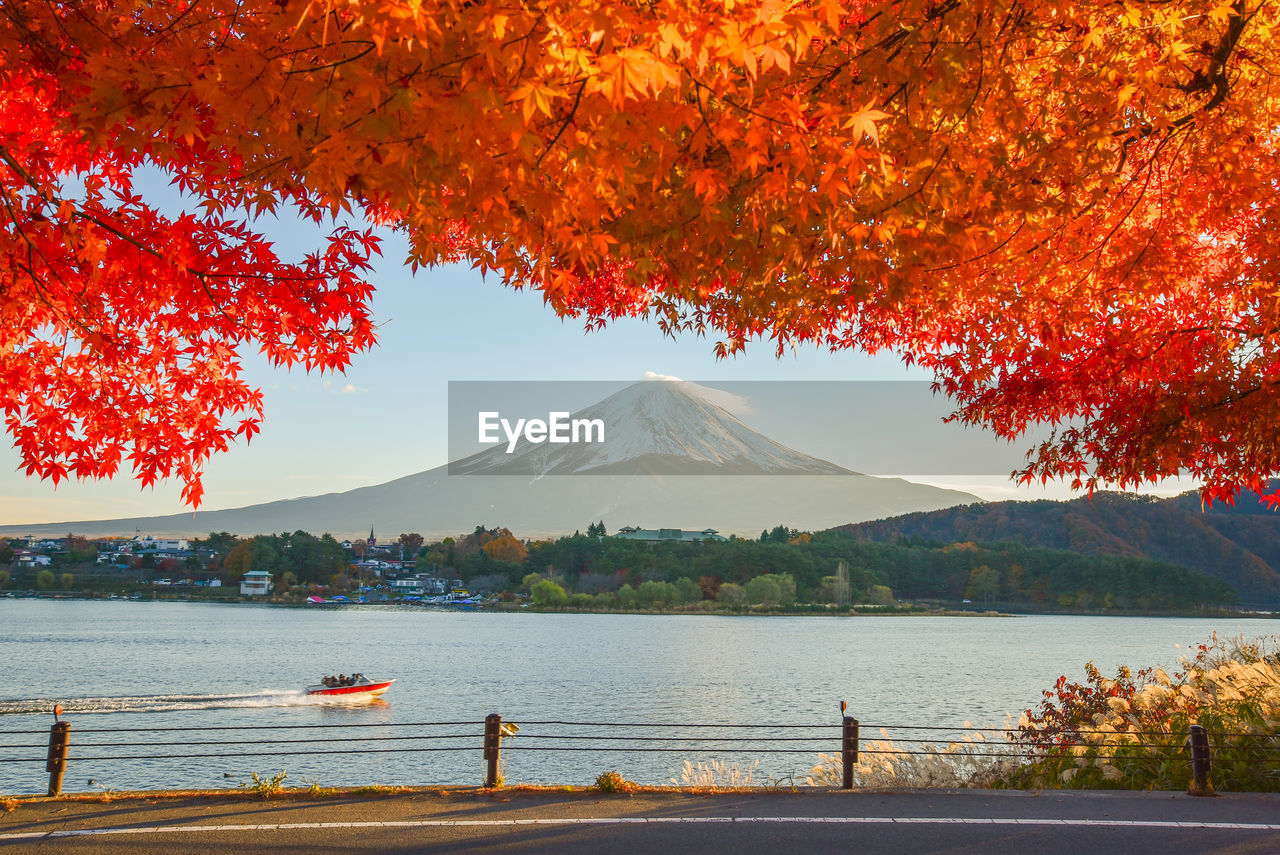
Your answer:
[1,592,1268,619]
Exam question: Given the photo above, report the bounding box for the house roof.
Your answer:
[612,528,727,543]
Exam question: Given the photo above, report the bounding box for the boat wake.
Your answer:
[0,690,329,716]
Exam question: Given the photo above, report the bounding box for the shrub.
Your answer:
[745,575,780,605]
[530,579,567,607]
[744,573,796,605]
[244,770,287,799]
[594,770,638,793]
[1000,634,1280,792]
[636,580,675,607]
[716,582,746,605]
[674,577,703,603]
[863,584,895,606]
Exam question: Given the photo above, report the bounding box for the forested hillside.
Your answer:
[503,529,1236,612]
[830,492,1280,603]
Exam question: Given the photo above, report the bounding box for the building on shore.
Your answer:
[132,535,190,553]
[613,527,728,544]
[240,570,273,596]
[389,575,455,597]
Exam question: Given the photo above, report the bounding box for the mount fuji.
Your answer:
[2,380,981,538]
[451,380,852,476]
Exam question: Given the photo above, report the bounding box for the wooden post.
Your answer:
[483,713,502,788]
[1188,724,1213,796]
[841,716,859,790]
[46,721,70,797]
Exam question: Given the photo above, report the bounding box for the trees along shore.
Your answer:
[0,527,1240,615]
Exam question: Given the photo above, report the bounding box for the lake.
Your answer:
[1,601,1275,794]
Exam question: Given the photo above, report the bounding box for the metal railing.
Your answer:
[3,706,1274,796]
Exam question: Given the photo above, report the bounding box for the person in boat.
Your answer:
[339,674,349,686]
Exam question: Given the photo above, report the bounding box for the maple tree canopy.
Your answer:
[2,0,1277,507]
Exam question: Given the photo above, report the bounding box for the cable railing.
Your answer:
[2,706,1275,795]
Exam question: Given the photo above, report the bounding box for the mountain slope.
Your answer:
[0,468,979,541]
[829,492,1280,603]
[0,380,979,539]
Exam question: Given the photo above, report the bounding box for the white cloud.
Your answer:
[320,378,366,394]
[642,371,753,416]
[900,475,1196,503]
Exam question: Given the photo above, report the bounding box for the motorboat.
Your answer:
[304,674,394,699]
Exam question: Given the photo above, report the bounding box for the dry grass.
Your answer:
[671,759,760,789]
[349,784,407,796]
[804,725,1020,789]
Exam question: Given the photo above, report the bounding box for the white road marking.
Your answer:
[4,816,1280,840]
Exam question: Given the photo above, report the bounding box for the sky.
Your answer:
[0,179,1194,527]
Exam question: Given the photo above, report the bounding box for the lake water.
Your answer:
[1,601,1275,794]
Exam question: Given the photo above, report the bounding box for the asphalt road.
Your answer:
[3,789,1280,854]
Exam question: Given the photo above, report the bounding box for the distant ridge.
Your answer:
[0,380,980,539]
[828,490,1280,604]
